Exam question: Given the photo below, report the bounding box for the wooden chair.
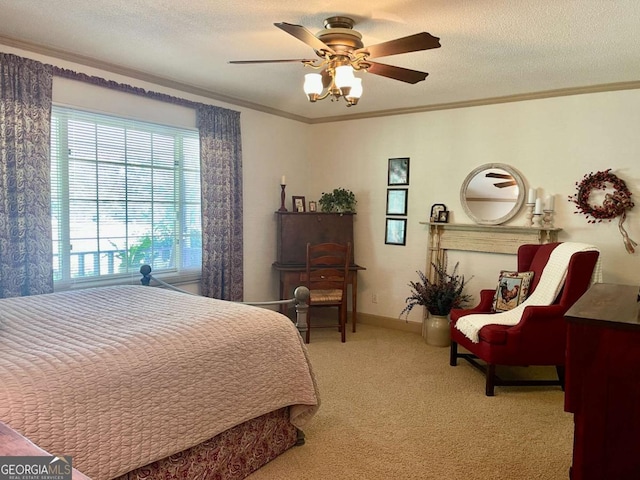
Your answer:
[305,242,351,343]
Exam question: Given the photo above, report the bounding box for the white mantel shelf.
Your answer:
[420,222,562,255]
[421,222,562,284]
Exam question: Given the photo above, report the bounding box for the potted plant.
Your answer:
[400,261,473,347]
[318,188,357,213]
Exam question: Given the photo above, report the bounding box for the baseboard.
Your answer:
[308,309,422,334]
[355,312,422,334]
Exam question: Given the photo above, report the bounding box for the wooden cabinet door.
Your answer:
[276,212,354,265]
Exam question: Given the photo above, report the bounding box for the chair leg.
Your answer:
[449,341,458,366]
[556,365,566,391]
[485,364,496,396]
[340,304,346,343]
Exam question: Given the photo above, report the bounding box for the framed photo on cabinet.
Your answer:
[385,218,407,246]
[386,188,408,216]
[292,196,306,212]
[388,157,410,186]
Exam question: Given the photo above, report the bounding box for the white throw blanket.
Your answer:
[455,242,602,343]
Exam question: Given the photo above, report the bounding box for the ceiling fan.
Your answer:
[486,172,518,188]
[229,16,441,106]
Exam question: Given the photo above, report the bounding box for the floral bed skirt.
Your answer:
[113,407,298,480]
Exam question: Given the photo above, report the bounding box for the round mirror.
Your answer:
[460,163,526,225]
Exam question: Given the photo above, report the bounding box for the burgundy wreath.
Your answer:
[569,169,636,253]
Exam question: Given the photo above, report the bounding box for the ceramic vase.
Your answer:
[424,314,451,347]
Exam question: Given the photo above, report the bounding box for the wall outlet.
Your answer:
[371,292,378,304]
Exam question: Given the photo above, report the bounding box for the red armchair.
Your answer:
[449,242,600,396]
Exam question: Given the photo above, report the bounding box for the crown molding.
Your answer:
[2,34,639,125]
[0,35,309,123]
[310,81,640,124]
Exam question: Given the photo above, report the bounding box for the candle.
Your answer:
[545,195,555,211]
[527,188,536,204]
[281,175,286,185]
[534,198,543,215]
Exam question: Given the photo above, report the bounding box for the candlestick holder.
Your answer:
[532,213,543,228]
[524,203,535,226]
[543,210,555,228]
[278,184,287,212]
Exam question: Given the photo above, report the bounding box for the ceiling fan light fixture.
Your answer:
[303,73,323,101]
[302,63,362,106]
[334,65,355,92]
[346,77,363,106]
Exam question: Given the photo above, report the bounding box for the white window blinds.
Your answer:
[51,106,201,284]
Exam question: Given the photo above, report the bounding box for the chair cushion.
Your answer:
[310,289,343,303]
[492,270,534,312]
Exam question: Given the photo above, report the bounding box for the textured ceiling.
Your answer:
[0,0,639,123]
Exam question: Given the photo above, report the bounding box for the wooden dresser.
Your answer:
[564,283,640,480]
[273,212,365,329]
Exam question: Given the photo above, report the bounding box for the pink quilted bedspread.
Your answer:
[0,285,319,480]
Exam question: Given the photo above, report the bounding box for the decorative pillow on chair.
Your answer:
[492,270,535,312]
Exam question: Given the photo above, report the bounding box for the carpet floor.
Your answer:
[247,322,573,480]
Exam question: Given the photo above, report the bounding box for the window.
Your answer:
[50,106,201,285]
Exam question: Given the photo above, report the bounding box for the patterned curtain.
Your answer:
[197,105,244,300]
[0,54,53,298]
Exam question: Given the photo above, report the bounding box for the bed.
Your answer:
[0,285,319,480]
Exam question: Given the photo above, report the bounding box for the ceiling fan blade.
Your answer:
[274,22,336,55]
[358,32,441,58]
[493,180,518,188]
[365,61,429,84]
[485,173,514,180]
[229,59,316,64]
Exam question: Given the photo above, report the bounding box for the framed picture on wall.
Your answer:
[386,188,408,216]
[385,218,407,246]
[388,157,410,186]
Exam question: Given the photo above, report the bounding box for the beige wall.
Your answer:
[306,91,640,322]
[3,44,639,325]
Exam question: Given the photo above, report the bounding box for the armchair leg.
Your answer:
[450,341,458,366]
[485,364,496,396]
